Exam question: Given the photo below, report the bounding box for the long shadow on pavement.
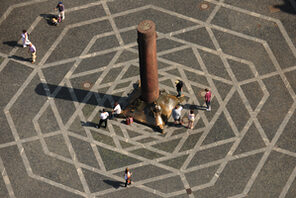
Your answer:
[103,179,125,189]
[35,83,127,108]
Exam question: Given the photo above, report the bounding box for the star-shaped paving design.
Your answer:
[1,0,296,197]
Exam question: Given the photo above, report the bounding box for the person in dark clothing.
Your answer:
[124,168,132,187]
[175,80,183,97]
[55,1,65,21]
[97,109,109,128]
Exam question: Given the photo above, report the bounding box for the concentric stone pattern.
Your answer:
[0,0,296,197]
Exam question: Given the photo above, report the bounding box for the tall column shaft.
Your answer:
[137,20,159,103]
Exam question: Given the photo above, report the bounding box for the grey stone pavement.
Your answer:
[1,0,296,197]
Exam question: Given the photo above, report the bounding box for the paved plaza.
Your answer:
[1,0,296,197]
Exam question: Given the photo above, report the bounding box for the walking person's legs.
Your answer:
[32,52,36,63]
[59,11,65,20]
[102,119,108,128]
[97,119,104,128]
[206,100,211,111]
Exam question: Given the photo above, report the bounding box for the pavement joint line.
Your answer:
[242,104,296,194]
[38,26,110,174]
[181,86,237,170]
[64,79,108,172]
[273,147,296,158]
[204,27,274,182]
[2,1,296,196]
[206,0,222,24]
[207,26,271,143]
[66,130,191,175]
[31,174,88,197]
[38,27,69,65]
[38,73,92,195]
[262,42,296,99]
[0,156,16,198]
[101,1,124,45]
[207,0,296,57]
[279,165,296,198]
[4,68,38,112]
[65,50,123,128]
[0,0,47,26]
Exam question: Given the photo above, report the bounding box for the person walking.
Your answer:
[97,109,109,128]
[124,168,132,187]
[55,1,65,21]
[187,109,195,129]
[21,30,31,48]
[204,88,212,111]
[28,43,36,63]
[172,105,183,125]
[175,80,183,97]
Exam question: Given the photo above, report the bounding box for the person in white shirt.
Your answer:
[172,105,183,125]
[21,30,31,48]
[111,102,121,119]
[97,109,109,128]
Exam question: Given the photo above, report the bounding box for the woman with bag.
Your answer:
[124,168,132,187]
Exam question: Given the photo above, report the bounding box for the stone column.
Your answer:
[137,20,159,103]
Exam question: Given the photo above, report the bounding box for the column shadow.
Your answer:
[35,83,127,107]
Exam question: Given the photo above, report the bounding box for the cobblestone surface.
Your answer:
[1,0,296,197]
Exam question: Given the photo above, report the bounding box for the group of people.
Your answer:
[96,102,122,129]
[174,79,212,129]
[20,2,65,63]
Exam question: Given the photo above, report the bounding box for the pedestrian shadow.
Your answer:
[8,55,30,62]
[273,0,296,15]
[40,13,58,26]
[35,83,128,108]
[183,104,207,111]
[80,121,97,128]
[103,180,125,189]
[3,41,22,48]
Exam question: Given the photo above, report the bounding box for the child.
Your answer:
[124,168,132,187]
[51,17,58,26]
[187,109,195,129]
[28,43,36,63]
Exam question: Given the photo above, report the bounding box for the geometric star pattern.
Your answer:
[0,0,296,197]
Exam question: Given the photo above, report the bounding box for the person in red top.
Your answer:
[204,88,211,111]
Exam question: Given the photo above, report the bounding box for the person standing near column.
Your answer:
[55,2,65,21]
[175,80,183,97]
[111,102,122,119]
[21,30,31,48]
[187,109,195,129]
[204,88,212,111]
[172,105,183,125]
[28,43,36,63]
[97,109,109,128]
